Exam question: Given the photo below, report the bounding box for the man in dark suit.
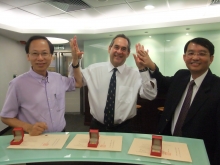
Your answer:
[134,37,220,165]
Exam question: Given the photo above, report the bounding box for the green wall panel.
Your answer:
[84,30,220,77]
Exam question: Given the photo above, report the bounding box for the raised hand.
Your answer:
[133,43,146,70]
[69,36,84,61]
[133,43,155,70]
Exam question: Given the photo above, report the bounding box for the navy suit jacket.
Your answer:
[150,67,220,165]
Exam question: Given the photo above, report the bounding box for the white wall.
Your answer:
[0,35,29,131]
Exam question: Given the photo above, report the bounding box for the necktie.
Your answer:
[104,68,117,127]
[173,80,195,136]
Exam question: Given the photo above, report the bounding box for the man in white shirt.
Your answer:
[69,34,157,132]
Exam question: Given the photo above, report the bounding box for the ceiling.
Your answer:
[0,0,220,49]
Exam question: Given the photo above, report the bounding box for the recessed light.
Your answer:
[144,5,155,10]
[149,36,152,38]
[46,37,69,44]
[186,33,189,35]
[166,40,171,42]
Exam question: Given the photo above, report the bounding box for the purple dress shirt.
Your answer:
[0,68,76,132]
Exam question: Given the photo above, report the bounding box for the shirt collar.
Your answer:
[107,61,125,74]
[190,69,208,88]
[28,67,49,83]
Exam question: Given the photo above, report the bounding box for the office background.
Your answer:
[84,30,220,76]
[1,29,220,131]
[1,0,220,132]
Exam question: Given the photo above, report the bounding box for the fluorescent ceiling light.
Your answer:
[144,5,155,10]
[46,37,69,44]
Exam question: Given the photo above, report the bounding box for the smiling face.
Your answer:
[183,42,214,79]
[27,39,52,76]
[108,37,130,67]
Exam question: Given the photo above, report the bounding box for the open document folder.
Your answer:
[8,134,69,149]
[128,138,192,162]
[66,134,122,151]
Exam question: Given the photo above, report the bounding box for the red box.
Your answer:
[10,127,24,145]
[88,129,99,148]
[150,135,162,157]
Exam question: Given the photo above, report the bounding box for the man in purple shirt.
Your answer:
[0,35,83,136]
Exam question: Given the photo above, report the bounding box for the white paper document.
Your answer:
[8,134,69,149]
[128,138,192,162]
[66,134,122,151]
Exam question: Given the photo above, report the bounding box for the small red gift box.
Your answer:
[150,135,162,157]
[10,127,24,145]
[88,129,99,148]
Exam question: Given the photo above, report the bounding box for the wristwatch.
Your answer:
[72,62,79,68]
[139,67,148,72]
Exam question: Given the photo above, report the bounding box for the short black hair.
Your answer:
[184,37,214,56]
[109,34,131,52]
[25,35,54,54]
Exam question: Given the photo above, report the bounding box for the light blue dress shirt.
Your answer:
[0,68,76,132]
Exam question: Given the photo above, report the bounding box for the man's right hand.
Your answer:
[27,122,48,136]
[1,117,48,136]
[69,36,84,63]
[134,43,156,71]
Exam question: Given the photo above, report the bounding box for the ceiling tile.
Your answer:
[95,4,134,17]
[0,8,40,27]
[128,0,169,14]
[0,0,42,7]
[0,8,40,19]
[0,1,14,12]
[204,5,220,17]
[20,2,64,17]
[126,0,149,2]
[69,8,103,19]
[82,0,126,7]
[168,0,210,10]
[33,14,78,29]
[46,13,77,21]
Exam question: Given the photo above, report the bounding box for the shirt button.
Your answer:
[50,109,52,111]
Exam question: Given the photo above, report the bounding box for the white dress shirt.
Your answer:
[70,61,157,124]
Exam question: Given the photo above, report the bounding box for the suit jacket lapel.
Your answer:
[170,76,190,114]
[184,70,212,124]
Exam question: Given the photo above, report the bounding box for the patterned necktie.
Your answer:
[104,68,117,127]
[173,80,195,136]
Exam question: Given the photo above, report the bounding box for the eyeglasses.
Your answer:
[186,52,209,57]
[29,52,51,58]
